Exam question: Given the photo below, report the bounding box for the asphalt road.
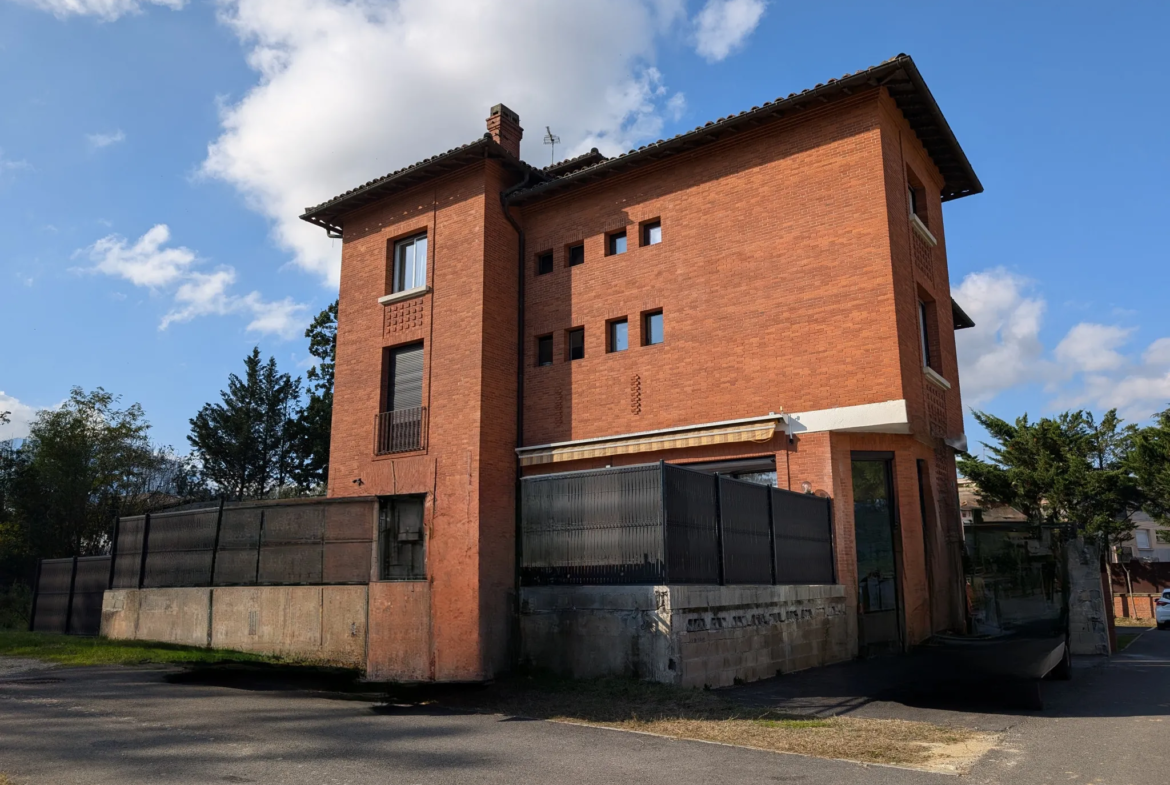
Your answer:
[1,630,1168,785]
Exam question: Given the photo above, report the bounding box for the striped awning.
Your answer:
[517,416,783,467]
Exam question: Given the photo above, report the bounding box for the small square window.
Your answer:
[608,319,628,353]
[536,252,553,276]
[567,327,585,361]
[608,231,627,256]
[568,243,585,266]
[642,221,661,246]
[643,311,663,346]
[536,335,553,367]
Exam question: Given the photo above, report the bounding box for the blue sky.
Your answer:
[1,0,1167,456]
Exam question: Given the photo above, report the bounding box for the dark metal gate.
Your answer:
[521,462,835,586]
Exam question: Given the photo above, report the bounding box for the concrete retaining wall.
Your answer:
[102,586,368,668]
[1067,538,1111,657]
[520,584,852,688]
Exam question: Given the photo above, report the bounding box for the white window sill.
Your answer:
[910,214,937,247]
[378,286,430,306]
[924,366,952,390]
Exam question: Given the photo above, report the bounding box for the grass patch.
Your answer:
[1114,616,1156,628]
[428,672,993,768]
[0,631,292,668]
[1116,630,1146,651]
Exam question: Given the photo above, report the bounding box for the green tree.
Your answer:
[188,348,301,500]
[958,409,1143,553]
[292,300,336,490]
[1131,405,1170,522]
[4,388,155,557]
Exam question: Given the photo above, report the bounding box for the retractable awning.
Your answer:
[517,414,784,467]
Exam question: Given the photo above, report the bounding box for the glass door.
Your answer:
[852,455,902,655]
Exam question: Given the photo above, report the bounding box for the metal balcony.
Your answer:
[374,406,427,455]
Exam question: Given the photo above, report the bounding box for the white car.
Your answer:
[1156,589,1170,629]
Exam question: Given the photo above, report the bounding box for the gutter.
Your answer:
[499,167,530,669]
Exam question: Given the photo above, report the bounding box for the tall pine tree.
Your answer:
[292,300,336,490]
[189,348,301,500]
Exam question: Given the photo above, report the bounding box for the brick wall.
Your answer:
[326,84,969,678]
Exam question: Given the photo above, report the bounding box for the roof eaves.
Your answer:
[508,54,981,206]
[300,136,548,231]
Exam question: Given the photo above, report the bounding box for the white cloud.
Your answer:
[0,391,40,441]
[0,148,32,177]
[1054,323,1132,373]
[15,0,184,21]
[84,225,308,338]
[84,224,196,288]
[87,129,126,148]
[954,268,1048,404]
[201,0,695,285]
[955,268,1170,422]
[693,0,767,62]
[1144,337,1170,368]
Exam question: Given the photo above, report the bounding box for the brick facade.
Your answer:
[315,59,978,680]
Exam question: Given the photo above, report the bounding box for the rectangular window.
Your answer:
[642,220,661,246]
[383,342,424,412]
[568,243,585,266]
[1136,530,1152,550]
[607,231,627,256]
[536,251,553,275]
[643,310,663,346]
[536,335,553,366]
[918,300,933,369]
[608,318,628,353]
[392,234,428,293]
[379,495,426,580]
[567,327,585,360]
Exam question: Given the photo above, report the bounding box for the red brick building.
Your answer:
[302,54,981,680]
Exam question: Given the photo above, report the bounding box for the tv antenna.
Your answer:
[543,126,560,165]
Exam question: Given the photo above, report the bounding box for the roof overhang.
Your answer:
[951,298,976,330]
[300,136,547,236]
[508,54,981,207]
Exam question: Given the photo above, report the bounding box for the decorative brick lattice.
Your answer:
[385,299,424,335]
[912,231,934,283]
[630,374,642,415]
[925,382,947,438]
[555,389,564,425]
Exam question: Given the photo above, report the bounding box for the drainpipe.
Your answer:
[500,170,531,669]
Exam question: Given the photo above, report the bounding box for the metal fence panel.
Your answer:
[111,516,145,589]
[772,488,834,584]
[31,558,75,634]
[719,476,773,584]
[213,506,265,586]
[662,464,721,584]
[143,509,218,588]
[521,464,664,585]
[69,556,112,635]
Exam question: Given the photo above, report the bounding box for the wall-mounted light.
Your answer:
[353,477,364,487]
[801,481,812,494]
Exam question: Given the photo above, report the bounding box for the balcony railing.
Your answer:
[374,406,427,455]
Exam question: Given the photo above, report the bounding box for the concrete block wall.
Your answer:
[520,584,852,688]
[102,586,368,668]
[1067,538,1111,656]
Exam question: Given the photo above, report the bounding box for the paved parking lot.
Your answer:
[1,630,1168,784]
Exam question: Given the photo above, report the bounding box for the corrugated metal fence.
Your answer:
[29,556,112,635]
[521,462,835,586]
[30,496,377,635]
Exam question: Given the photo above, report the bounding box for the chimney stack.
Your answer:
[486,104,523,158]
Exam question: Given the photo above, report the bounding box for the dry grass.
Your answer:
[431,673,997,770]
[1114,616,1156,628]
